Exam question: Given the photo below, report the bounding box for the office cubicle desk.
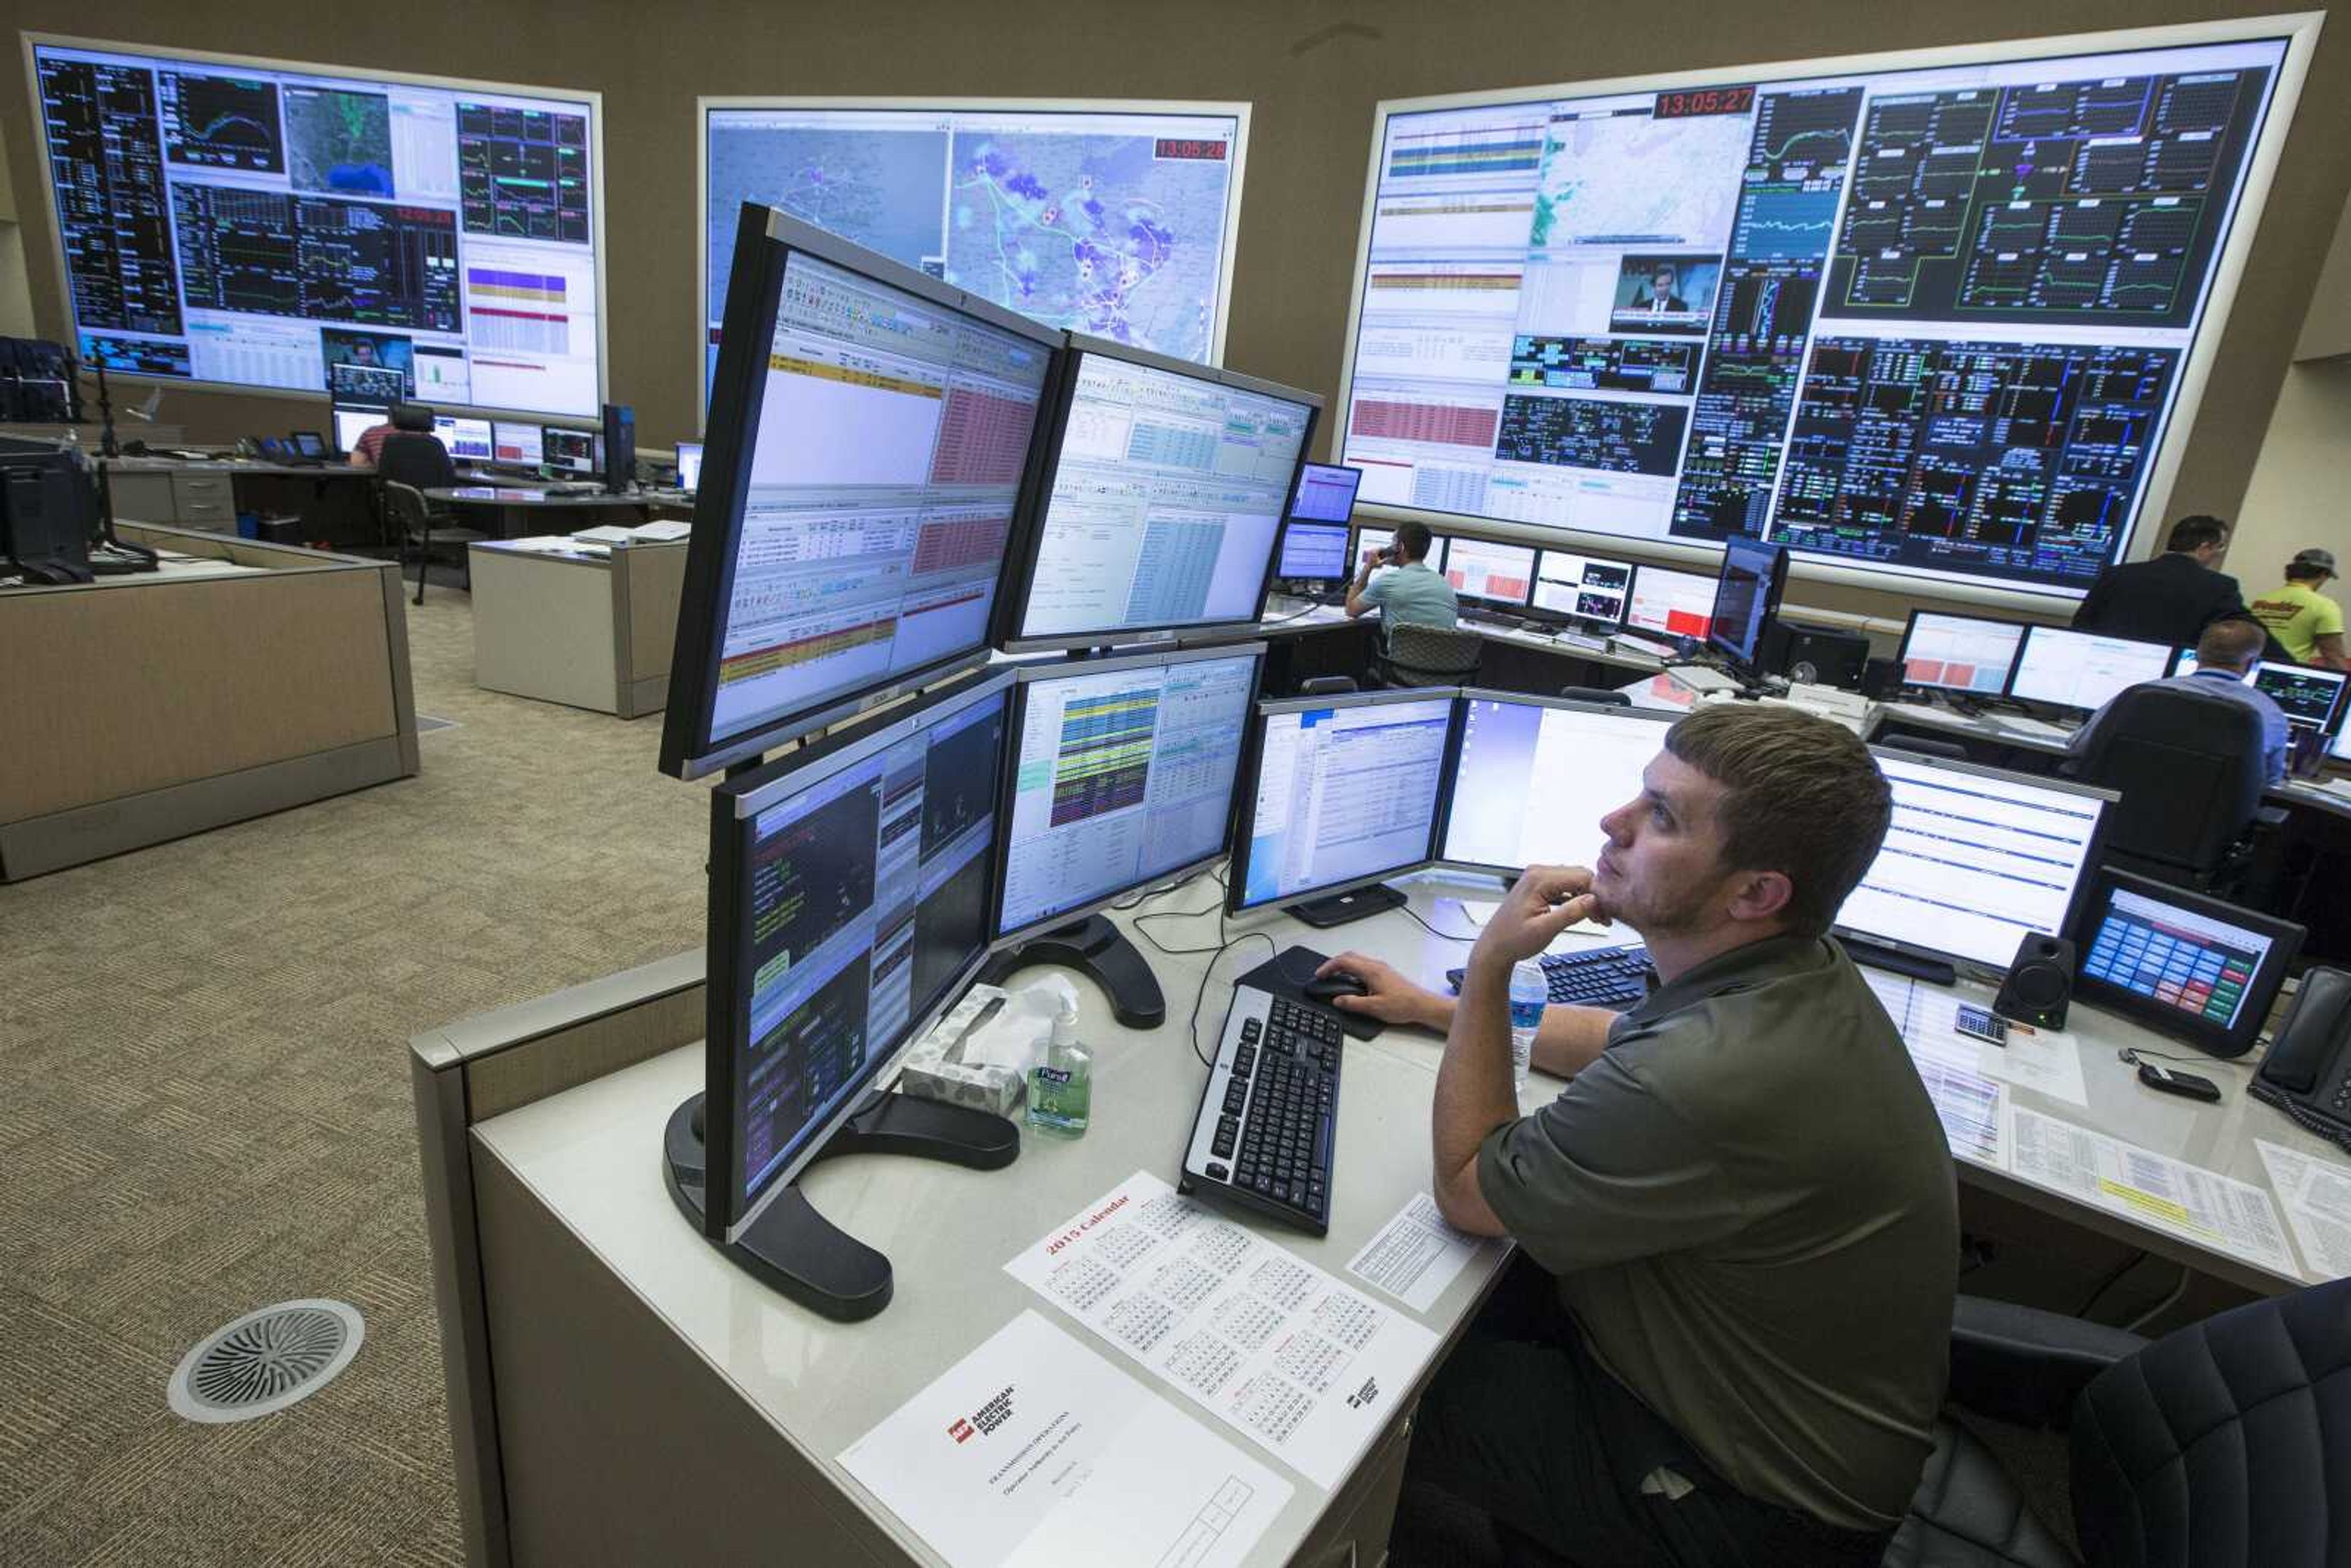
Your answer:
[466,538,686,717]
[0,524,419,880]
[101,454,382,546]
[428,487,694,541]
[413,876,2347,1567]
[1253,596,1671,697]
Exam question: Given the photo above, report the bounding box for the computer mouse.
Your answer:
[1303,972,1368,1005]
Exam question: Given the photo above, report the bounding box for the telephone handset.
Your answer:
[2252,967,2351,1153]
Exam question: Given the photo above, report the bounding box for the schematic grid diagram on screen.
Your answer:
[31,38,605,416]
[732,692,1004,1210]
[1013,349,1316,645]
[1338,26,2298,596]
[708,249,1052,751]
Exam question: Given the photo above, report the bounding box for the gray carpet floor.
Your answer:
[1,583,711,1566]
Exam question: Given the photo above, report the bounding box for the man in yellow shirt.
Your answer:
[2250,549,2347,669]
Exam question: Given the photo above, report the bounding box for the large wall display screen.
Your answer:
[1337,25,2307,598]
[29,37,604,416]
[701,102,1247,406]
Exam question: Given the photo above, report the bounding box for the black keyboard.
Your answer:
[1444,942,1654,1008]
[1179,985,1343,1234]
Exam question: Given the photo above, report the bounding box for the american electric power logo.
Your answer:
[947,1384,1016,1445]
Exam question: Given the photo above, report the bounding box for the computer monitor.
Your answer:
[289,431,329,460]
[601,403,636,493]
[2008,626,2173,713]
[1290,462,1363,526]
[996,644,1262,942]
[1841,751,2111,977]
[1444,537,1537,610]
[434,416,494,463]
[1227,689,1457,920]
[1441,695,1672,872]
[2072,868,2303,1059]
[492,422,543,467]
[1528,549,1633,629]
[1622,563,1715,640]
[544,428,597,475]
[1898,612,2027,697]
[700,669,1011,1243]
[659,208,1059,780]
[2255,663,2349,733]
[1706,537,1788,673]
[1002,339,1319,651]
[332,408,381,456]
[676,440,705,493]
[1274,522,1350,585]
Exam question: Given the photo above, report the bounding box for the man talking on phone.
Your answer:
[1322,704,1957,1566]
[1344,519,1458,633]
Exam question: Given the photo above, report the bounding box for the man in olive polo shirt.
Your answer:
[1321,705,1957,1566]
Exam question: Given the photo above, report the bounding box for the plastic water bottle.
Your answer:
[1507,961,1547,1094]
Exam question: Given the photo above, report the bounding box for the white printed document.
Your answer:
[1005,1172,1441,1489]
[1347,1193,1494,1311]
[1869,972,2009,1165]
[2255,1139,2351,1281]
[2008,1107,2297,1276]
[839,1310,1291,1568]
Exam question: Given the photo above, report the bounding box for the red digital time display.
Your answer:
[1654,86,1756,118]
[1153,138,1228,161]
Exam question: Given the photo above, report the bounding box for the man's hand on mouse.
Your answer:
[1470,864,1608,972]
[1313,953,1450,1030]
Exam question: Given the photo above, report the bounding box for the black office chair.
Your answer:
[1558,686,1630,708]
[1888,1278,2351,1566]
[2070,682,2282,896]
[376,432,484,605]
[1381,623,1482,688]
[1297,676,1360,697]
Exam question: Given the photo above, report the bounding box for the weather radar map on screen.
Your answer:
[704,105,1243,399]
[32,39,603,416]
[1340,29,2297,596]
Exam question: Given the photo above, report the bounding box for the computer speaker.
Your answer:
[1763,621,1871,690]
[1994,934,2074,1029]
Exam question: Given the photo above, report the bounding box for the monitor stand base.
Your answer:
[1284,882,1409,928]
[662,1089,1019,1322]
[978,913,1165,1029]
[1842,939,1957,987]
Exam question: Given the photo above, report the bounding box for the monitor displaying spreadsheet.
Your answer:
[1275,522,1350,582]
[1623,563,1715,640]
[1444,537,1537,607]
[2008,626,2172,711]
[1231,691,1453,909]
[1899,612,2027,696]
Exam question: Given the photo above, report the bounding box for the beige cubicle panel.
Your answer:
[0,523,419,879]
[467,538,688,718]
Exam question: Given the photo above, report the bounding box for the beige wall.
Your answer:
[2233,356,2351,598]
[7,2,2351,606]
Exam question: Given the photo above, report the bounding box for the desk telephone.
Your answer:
[2252,967,2351,1153]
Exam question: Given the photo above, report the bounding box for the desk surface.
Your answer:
[428,485,672,509]
[473,874,2346,1566]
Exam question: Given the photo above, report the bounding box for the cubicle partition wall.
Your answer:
[0,523,419,879]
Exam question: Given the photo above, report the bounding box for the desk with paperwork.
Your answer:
[417,870,2348,1566]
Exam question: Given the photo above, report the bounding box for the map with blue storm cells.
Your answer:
[705,108,1240,379]
[1341,32,2294,596]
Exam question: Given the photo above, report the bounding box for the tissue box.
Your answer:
[899,985,1026,1116]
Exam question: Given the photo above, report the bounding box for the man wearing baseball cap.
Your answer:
[2250,548,2347,669]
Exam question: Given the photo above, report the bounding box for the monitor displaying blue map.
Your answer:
[702,103,1246,410]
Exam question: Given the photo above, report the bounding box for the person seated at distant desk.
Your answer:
[2250,547,2348,671]
[2071,514,2251,648]
[347,402,431,468]
[1321,705,1957,1567]
[1344,520,1458,637]
[2067,616,2291,786]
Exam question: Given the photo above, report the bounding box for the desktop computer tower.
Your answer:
[1763,621,1870,689]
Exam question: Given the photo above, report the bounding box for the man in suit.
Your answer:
[2071,514,2252,648]
[1629,263,1689,313]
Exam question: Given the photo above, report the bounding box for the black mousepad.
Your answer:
[1236,945,1384,1042]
